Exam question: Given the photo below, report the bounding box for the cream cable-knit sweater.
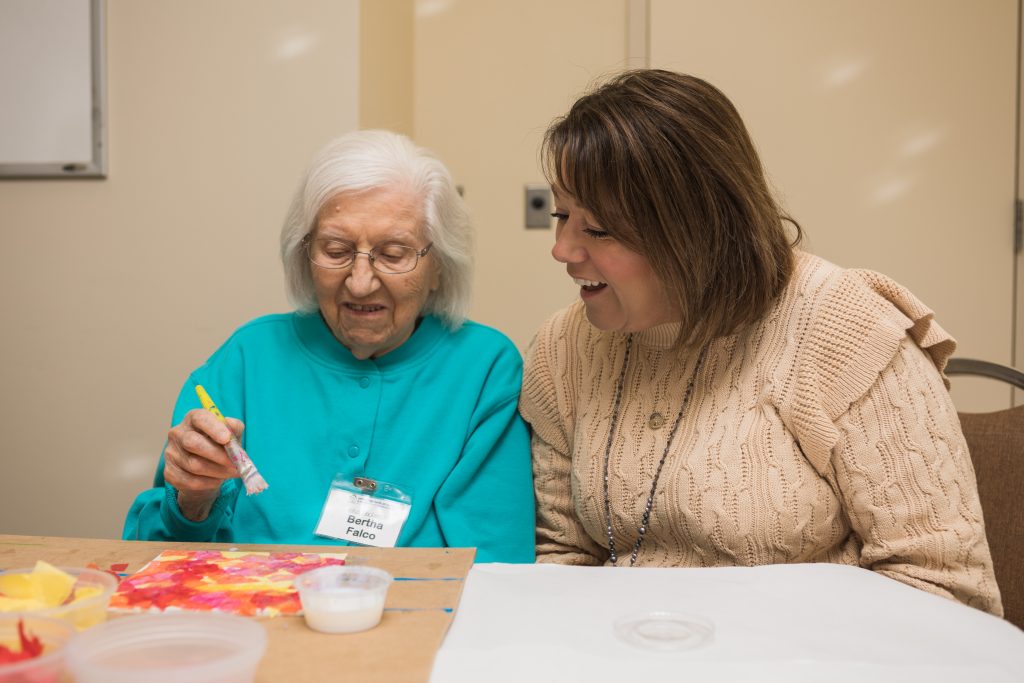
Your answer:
[521,251,1002,615]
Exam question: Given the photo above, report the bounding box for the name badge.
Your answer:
[315,475,411,548]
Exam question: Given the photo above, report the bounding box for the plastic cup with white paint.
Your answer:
[294,565,392,634]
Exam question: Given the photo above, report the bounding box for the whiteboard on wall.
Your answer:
[0,0,106,178]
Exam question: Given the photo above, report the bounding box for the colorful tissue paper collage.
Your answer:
[109,549,347,617]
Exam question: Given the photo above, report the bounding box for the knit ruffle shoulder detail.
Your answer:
[784,252,957,475]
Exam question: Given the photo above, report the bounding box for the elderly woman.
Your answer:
[521,70,1002,613]
[125,130,535,563]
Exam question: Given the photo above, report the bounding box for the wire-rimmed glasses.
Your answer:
[302,234,433,274]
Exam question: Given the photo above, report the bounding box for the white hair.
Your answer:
[280,130,473,327]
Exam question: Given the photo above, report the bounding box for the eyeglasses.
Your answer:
[302,235,433,274]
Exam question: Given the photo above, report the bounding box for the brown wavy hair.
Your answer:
[543,69,801,350]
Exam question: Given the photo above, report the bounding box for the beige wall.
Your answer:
[649,0,1019,412]
[413,0,631,350]
[0,0,360,537]
[360,0,414,136]
[414,0,1022,411]
[1018,1,1024,407]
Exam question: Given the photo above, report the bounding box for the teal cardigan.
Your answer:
[123,312,536,563]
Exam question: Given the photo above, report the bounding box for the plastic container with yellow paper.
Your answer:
[0,614,76,683]
[0,562,117,630]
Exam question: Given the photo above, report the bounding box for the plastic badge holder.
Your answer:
[295,565,393,634]
[65,612,267,683]
[0,566,118,630]
[0,614,76,683]
[613,611,714,652]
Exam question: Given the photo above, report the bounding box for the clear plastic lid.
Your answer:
[613,611,714,652]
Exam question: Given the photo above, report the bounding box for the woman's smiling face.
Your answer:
[550,188,677,332]
[311,186,439,360]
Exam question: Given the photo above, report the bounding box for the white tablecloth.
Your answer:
[431,562,1024,682]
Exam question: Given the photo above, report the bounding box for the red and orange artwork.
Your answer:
[110,549,347,617]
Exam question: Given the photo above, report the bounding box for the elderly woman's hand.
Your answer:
[164,409,245,522]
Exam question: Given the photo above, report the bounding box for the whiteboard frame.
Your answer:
[0,0,107,179]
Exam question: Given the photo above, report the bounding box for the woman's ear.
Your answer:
[429,262,441,292]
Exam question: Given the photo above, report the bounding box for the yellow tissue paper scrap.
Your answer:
[0,561,74,608]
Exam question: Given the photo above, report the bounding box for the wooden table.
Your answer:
[0,535,473,683]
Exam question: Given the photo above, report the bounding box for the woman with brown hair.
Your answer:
[520,69,1002,615]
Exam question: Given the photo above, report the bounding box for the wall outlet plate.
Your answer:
[525,184,552,229]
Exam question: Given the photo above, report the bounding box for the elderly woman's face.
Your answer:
[312,187,439,360]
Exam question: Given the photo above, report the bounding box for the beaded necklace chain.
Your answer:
[602,334,709,567]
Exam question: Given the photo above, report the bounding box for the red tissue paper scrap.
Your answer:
[108,549,346,617]
[85,562,128,581]
[0,619,43,664]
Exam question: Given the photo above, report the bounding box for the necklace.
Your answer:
[602,334,709,567]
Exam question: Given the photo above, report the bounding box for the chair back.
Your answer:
[958,404,1024,630]
[947,358,1024,389]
